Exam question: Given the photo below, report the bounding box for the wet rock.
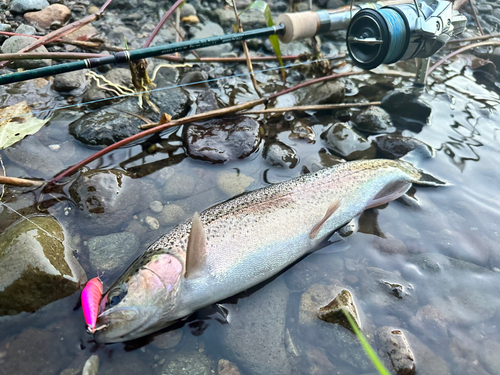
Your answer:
[2,328,72,374]
[222,278,291,375]
[24,4,71,29]
[354,106,395,134]
[87,232,139,272]
[404,253,500,324]
[479,339,500,375]
[184,92,260,163]
[409,304,448,343]
[285,254,345,292]
[305,348,337,375]
[53,70,87,92]
[149,87,191,119]
[179,70,210,91]
[296,81,345,105]
[1,36,51,69]
[145,216,160,230]
[381,91,431,123]
[370,134,434,159]
[299,283,349,325]
[149,200,163,213]
[82,355,99,375]
[218,359,242,375]
[403,330,450,375]
[69,169,139,234]
[263,141,299,168]
[158,204,186,226]
[190,21,232,57]
[289,120,315,143]
[321,122,376,160]
[217,170,254,197]
[159,350,214,375]
[377,327,415,375]
[162,173,197,201]
[15,24,36,34]
[10,0,49,13]
[317,289,362,331]
[152,329,182,349]
[3,135,65,178]
[0,216,86,315]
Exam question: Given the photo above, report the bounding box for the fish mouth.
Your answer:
[94,306,145,343]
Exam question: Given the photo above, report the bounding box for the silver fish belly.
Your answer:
[95,159,444,342]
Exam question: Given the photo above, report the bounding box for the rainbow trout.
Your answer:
[95,159,444,342]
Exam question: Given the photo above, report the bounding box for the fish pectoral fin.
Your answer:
[185,212,207,279]
[309,199,341,239]
[367,180,411,209]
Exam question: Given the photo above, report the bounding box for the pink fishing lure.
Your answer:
[81,276,103,334]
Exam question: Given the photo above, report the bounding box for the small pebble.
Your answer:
[145,216,160,230]
[149,200,163,213]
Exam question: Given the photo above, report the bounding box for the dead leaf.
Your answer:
[181,15,200,24]
[0,101,50,149]
[158,113,172,125]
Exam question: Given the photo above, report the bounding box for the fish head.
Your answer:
[94,252,184,343]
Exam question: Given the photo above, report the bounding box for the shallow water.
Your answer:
[1,52,500,375]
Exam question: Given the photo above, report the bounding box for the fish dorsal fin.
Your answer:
[309,199,341,239]
[185,212,207,279]
[367,180,411,209]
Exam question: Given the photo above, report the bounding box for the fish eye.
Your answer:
[106,285,127,307]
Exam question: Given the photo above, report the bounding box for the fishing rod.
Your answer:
[0,0,466,86]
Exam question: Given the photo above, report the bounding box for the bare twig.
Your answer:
[469,0,484,36]
[232,1,261,96]
[428,41,500,75]
[0,0,113,68]
[49,69,411,184]
[143,0,185,48]
[0,52,108,60]
[448,34,500,44]
[0,176,44,188]
[242,101,382,114]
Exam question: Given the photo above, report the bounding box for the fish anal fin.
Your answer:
[367,180,411,209]
[185,212,207,279]
[309,199,341,239]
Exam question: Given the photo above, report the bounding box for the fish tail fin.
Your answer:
[398,160,449,186]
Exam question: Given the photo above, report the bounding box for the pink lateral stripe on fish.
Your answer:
[81,276,103,334]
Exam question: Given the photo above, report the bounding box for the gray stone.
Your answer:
[10,0,49,13]
[381,91,431,123]
[159,350,214,375]
[0,24,12,32]
[354,106,395,134]
[149,200,163,213]
[180,3,196,17]
[53,70,87,92]
[0,216,86,315]
[190,21,232,57]
[87,232,140,272]
[3,135,64,179]
[289,119,315,143]
[377,327,416,375]
[295,81,345,106]
[82,355,99,375]
[263,141,299,168]
[321,122,376,160]
[370,134,434,159]
[214,8,266,30]
[69,169,140,234]
[1,36,51,69]
[222,278,291,375]
[15,24,36,35]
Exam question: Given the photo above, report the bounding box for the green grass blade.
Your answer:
[240,0,285,80]
[343,309,391,375]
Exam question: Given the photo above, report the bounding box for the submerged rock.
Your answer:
[317,289,362,331]
[217,170,254,197]
[321,122,376,160]
[218,359,242,375]
[222,278,291,375]
[159,350,214,375]
[69,169,139,234]
[151,329,182,349]
[0,216,86,316]
[87,232,140,273]
[354,106,395,134]
[82,355,99,375]
[377,327,416,375]
[263,141,299,168]
[370,134,434,159]
[184,91,261,163]
[289,120,315,143]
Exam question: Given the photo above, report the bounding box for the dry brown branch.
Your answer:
[0,176,44,187]
[242,101,382,114]
[469,0,484,35]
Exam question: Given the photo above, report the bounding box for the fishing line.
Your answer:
[0,56,343,122]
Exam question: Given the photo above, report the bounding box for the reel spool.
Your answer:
[346,1,462,70]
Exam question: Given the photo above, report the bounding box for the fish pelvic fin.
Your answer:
[366,180,411,209]
[185,212,207,279]
[309,199,342,239]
